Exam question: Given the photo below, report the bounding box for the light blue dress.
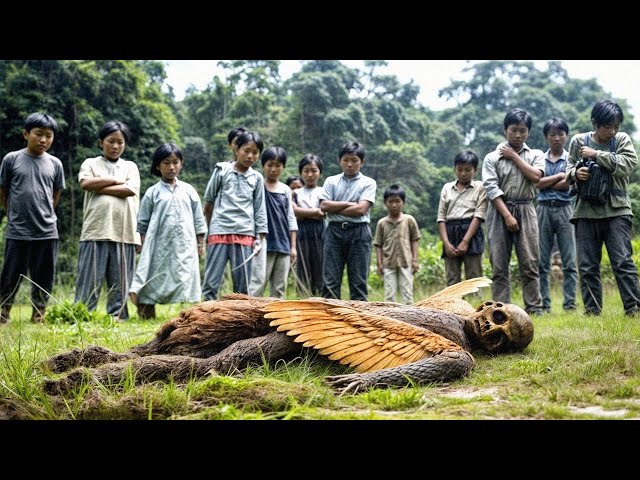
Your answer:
[129,179,207,304]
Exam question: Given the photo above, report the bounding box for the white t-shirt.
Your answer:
[78,156,141,245]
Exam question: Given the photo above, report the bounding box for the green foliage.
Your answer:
[44,301,110,325]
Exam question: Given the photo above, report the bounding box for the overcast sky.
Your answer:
[163,60,640,139]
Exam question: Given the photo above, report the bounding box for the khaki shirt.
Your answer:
[373,214,421,268]
[565,131,637,220]
[78,156,141,245]
[482,142,545,202]
[437,179,487,222]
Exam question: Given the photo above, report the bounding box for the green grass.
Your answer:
[1,283,639,420]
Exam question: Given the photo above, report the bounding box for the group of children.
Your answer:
[2,98,639,325]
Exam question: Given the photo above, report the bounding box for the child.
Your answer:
[482,108,545,315]
[202,131,267,300]
[437,151,487,287]
[374,184,421,304]
[74,120,141,321]
[292,154,325,296]
[565,100,640,316]
[319,141,376,301]
[0,112,65,324]
[536,117,577,312]
[285,175,304,191]
[128,143,207,319]
[248,147,298,298]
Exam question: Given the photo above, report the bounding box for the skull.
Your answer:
[472,301,534,353]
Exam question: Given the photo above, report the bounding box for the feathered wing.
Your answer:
[413,277,492,315]
[263,300,463,373]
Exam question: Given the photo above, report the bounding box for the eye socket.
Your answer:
[493,310,507,325]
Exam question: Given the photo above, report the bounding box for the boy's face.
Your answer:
[455,163,476,185]
[384,195,404,215]
[23,127,54,156]
[262,159,284,182]
[545,128,567,150]
[339,154,363,177]
[235,141,260,172]
[504,122,529,151]
[593,120,621,144]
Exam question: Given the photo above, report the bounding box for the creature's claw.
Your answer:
[324,373,367,395]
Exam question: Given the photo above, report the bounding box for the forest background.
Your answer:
[1,59,638,289]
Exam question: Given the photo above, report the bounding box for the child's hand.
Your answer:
[197,243,204,257]
[499,145,518,161]
[456,239,469,255]
[444,242,457,258]
[253,238,262,255]
[504,214,519,232]
[576,166,591,182]
[412,261,419,274]
[135,244,142,254]
[377,264,383,276]
[290,247,297,265]
[579,146,597,159]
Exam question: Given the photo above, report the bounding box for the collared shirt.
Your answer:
[482,141,545,202]
[437,179,487,222]
[204,161,268,236]
[537,148,571,203]
[78,156,141,245]
[318,171,377,223]
[565,131,637,219]
[373,214,421,268]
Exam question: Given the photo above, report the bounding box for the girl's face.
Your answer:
[289,179,303,190]
[100,130,126,161]
[158,153,183,184]
[235,141,260,172]
[263,159,284,182]
[301,162,321,187]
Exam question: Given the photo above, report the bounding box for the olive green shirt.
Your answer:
[373,214,421,268]
[565,131,637,220]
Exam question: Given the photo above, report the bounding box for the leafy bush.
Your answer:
[44,300,111,324]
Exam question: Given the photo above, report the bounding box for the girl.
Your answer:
[75,121,140,321]
[292,154,325,296]
[129,143,207,319]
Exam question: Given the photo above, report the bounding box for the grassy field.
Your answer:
[1,282,639,420]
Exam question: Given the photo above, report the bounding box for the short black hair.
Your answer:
[285,175,303,187]
[454,150,479,168]
[227,126,247,145]
[542,117,569,136]
[383,184,406,202]
[503,108,532,130]
[235,131,264,154]
[98,120,131,142]
[338,141,365,161]
[150,142,183,177]
[299,154,324,174]
[24,112,58,133]
[261,146,287,166]
[591,100,624,127]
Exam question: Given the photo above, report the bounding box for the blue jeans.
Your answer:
[575,216,640,315]
[322,222,372,301]
[537,203,577,310]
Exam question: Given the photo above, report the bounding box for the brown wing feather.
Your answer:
[413,277,492,315]
[263,299,463,373]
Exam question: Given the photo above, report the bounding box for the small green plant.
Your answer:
[44,300,110,324]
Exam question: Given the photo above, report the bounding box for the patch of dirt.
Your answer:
[431,386,499,400]
[568,406,630,418]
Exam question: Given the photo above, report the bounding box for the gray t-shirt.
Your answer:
[0,148,65,240]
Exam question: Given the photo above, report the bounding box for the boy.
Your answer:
[536,117,577,312]
[437,151,487,287]
[226,126,247,162]
[0,112,65,324]
[319,141,376,301]
[482,108,545,315]
[248,147,298,299]
[374,184,421,304]
[202,131,267,300]
[565,100,640,316]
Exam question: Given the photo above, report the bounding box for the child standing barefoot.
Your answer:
[129,143,207,319]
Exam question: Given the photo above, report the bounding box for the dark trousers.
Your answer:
[575,216,640,315]
[322,222,372,301]
[296,219,324,296]
[0,238,58,309]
